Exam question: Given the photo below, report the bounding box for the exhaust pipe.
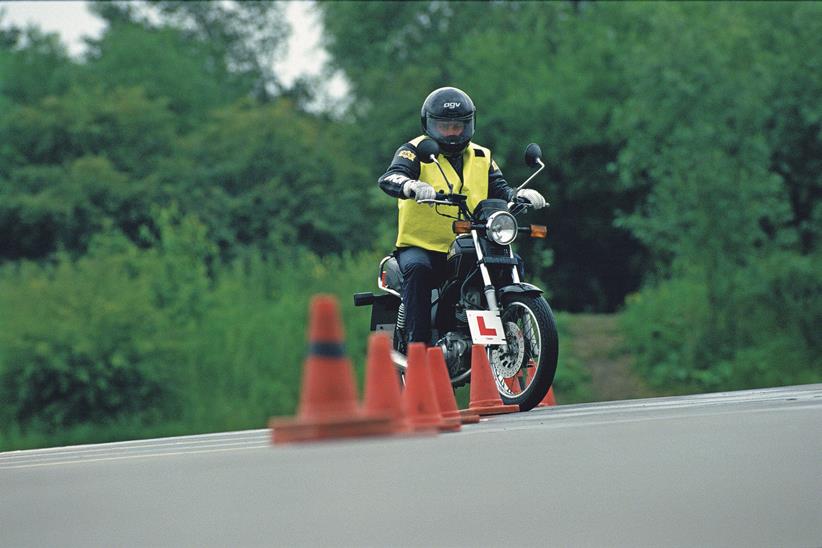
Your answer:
[392,346,470,386]
[391,350,408,372]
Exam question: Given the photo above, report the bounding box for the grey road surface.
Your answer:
[2,384,821,547]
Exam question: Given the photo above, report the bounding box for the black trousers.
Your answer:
[395,246,448,344]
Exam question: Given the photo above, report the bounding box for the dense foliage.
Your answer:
[0,1,819,448]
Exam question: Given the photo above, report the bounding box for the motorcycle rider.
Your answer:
[378,86,547,345]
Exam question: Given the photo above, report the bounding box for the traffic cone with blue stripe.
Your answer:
[270,295,394,444]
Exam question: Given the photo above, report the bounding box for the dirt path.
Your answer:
[566,314,657,401]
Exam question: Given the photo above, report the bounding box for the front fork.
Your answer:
[471,229,521,356]
[471,230,500,311]
[471,229,521,312]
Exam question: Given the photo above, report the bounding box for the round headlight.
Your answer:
[486,211,518,245]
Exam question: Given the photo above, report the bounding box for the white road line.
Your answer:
[1,428,269,452]
[2,385,819,469]
[0,438,270,463]
[460,402,822,436]
[0,430,270,460]
[486,386,822,424]
[0,443,270,470]
[0,435,268,456]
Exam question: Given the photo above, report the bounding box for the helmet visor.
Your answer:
[426,115,474,147]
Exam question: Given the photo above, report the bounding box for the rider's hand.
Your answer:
[518,189,547,209]
[403,180,437,203]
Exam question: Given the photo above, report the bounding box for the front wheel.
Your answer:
[488,294,558,411]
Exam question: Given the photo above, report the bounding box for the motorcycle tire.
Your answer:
[492,294,558,411]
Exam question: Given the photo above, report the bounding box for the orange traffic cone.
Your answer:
[537,386,557,407]
[402,343,444,433]
[523,363,557,407]
[270,295,394,444]
[504,373,523,395]
[427,347,462,432]
[524,362,537,387]
[522,362,557,408]
[466,345,519,416]
[363,332,404,433]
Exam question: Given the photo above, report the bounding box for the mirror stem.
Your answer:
[430,156,455,194]
[516,158,545,193]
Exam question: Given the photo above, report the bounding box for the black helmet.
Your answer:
[420,86,476,156]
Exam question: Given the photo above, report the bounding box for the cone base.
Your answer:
[270,413,395,444]
[458,409,481,424]
[438,416,462,432]
[469,402,520,416]
[396,423,439,437]
[402,416,443,434]
[443,410,471,425]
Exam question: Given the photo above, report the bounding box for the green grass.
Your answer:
[551,312,595,404]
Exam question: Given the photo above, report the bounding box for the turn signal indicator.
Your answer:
[452,220,472,234]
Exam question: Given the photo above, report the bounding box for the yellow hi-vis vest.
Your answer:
[396,136,491,253]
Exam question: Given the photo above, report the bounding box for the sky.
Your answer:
[0,0,347,97]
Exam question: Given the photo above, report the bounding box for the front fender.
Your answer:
[498,282,543,302]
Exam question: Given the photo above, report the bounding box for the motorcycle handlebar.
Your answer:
[507,196,532,215]
[417,191,466,207]
[418,192,534,217]
[417,199,456,206]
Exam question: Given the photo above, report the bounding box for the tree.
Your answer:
[0,25,75,105]
[756,2,822,255]
[611,2,821,389]
[88,1,289,100]
[161,98,377,258]
[0,86,175,260]
[81,22,239,127]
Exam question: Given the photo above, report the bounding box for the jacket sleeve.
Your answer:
[488,156,514,201]
[378,143,421,199]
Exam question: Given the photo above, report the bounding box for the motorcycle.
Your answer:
[354,139,558,411]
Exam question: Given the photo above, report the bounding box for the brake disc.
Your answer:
[489,321,525,378]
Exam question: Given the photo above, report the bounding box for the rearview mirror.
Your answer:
[417,138,440,164]
[524,143,542,168]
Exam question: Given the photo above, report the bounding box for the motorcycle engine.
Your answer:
[436,331,472,377]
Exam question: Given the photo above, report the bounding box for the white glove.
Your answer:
[518,188,547,209]
[403,180,437,202]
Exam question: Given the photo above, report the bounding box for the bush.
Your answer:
[0,209,214,433]
[621,274,708,389]
[175,249,380,431]
[621,252,822,393]
[0,230,381,448]
[0,248,178,429]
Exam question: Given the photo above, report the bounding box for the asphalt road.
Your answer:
[2,384,821,547]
